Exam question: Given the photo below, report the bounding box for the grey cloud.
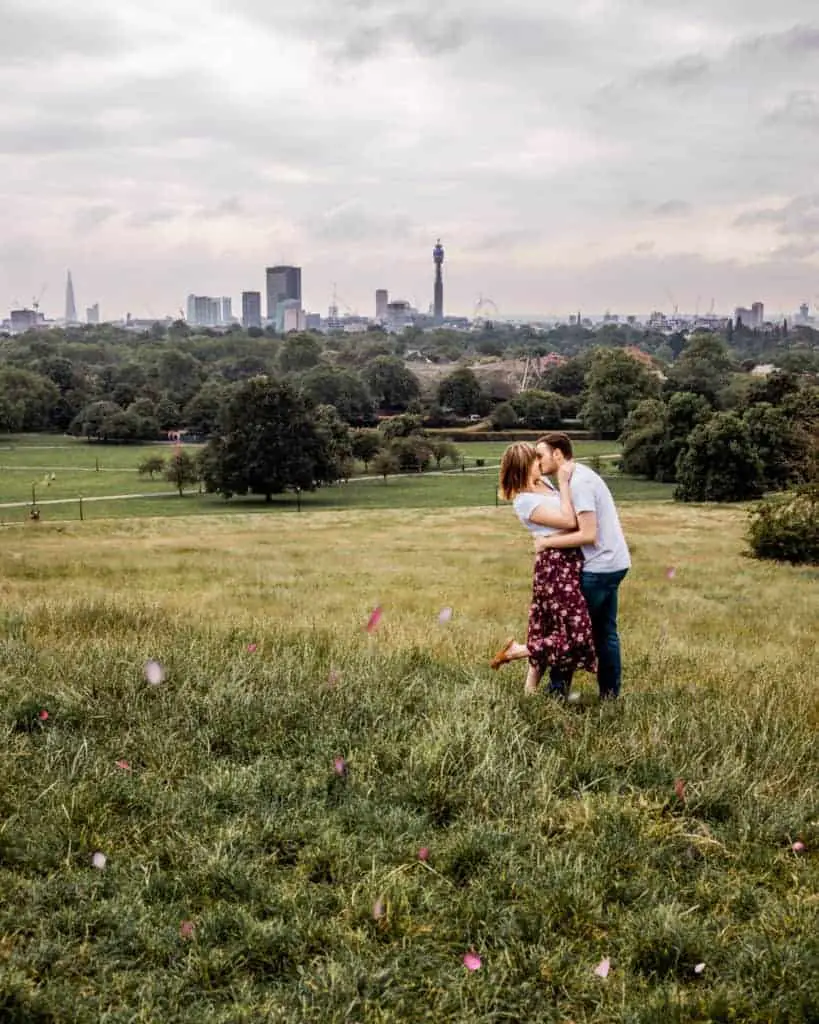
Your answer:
[638,55,711,88]
[1,0,135,64]
[653,201,691,217]
[764,91,819,127]
[740,23,819,55]
[74,204,119,233]
[772,241,819,259]
[735,195,819,236]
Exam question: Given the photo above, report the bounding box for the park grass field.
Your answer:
[0,437,646,525]
[1,503,817,1022]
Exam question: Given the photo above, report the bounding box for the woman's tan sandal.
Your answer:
[490,638,516,670]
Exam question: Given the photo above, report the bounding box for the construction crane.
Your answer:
[32,282,47,314]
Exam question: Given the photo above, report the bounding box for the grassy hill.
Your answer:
[0,505,817,1022]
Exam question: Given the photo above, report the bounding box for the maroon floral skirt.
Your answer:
[527,548,597,675]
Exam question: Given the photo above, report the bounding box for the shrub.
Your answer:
[747,485,819,565]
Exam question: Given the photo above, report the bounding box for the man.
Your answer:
[533,432,630,700]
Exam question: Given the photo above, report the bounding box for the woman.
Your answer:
[491,442,597,696]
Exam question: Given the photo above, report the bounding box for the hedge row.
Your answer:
[425,429,595,443]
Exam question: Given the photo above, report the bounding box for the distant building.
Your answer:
[375,289,389,321]
[280,300,306,333]
[735,301,764,328]
[86,304,100,325]
[242,291,262,329]
[305,312,322,331]
[433,240,444,325]
[65,270,77,323]
[266,265,301,323]
[10,308,39,334]
[186,294,232,327]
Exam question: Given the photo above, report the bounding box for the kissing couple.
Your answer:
[492,433,631,701]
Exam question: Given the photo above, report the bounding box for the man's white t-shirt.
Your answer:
[569,463,631,573]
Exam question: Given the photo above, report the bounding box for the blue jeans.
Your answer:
[549,569,628,699]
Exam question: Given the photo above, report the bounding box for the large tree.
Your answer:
[668,334,733,406]
[510,389,563,430]
[203,377,334,501]
[436,367,488,417]
[0,368,59,433]
[675,413,765,502]
[362,357,421,412]
[299,366,376,425]
[581,349,661,436]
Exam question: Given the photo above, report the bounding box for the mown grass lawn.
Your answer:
[0,504,817,1022]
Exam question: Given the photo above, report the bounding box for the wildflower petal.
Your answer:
[463,952,481,971]
[594,957,610,979]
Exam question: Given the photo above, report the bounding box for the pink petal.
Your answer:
[463,952,482,971]
[247,643,257,653]
[418,847,429,862]
[372,899,385,920]
[594,957,611,979]
[327,667,341,688]
[333,757,347,776]
[438,607,453,624]
[666,567,676,580]
[91,851,107,870]
[792,841,806,853]
[115,760,131,772]
[144,660,165,685]
[674,778,686,803]
[38,709,49,721]
[179,920,195,939]
[366,607,383,633]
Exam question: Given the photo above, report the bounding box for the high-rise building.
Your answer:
[751,302,764,327]
[86,303,100,325]
[242,291,262,329]
[432,240,444,324]
[11,309,39,334]
[376,289,389,321]
[186,294,222,327]
[220,297,232,324]
[266,265,301,323]
[65,270,77,323]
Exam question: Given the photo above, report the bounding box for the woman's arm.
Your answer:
[527,471,576,531]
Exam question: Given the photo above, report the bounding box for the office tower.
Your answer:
[376,289,389,321]
[220,297,232,324]
[86,303,100,325]
[242,291,262,329]
[65,270,77,323]
[186,295,221,327]
[432,240,444,324]
[751,302,764,328]
[265,265,301,322]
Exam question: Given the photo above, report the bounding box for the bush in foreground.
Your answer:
[747,485,819,565]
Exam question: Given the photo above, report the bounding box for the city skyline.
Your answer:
[1,0,818,320]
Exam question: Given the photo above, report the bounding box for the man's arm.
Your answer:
[534,511,597,551]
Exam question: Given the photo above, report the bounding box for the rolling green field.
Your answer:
[0,436,652,525]
[0,503,817,1022]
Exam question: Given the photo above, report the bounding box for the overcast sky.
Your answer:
[2,0,818,321]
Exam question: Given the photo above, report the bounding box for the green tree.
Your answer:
[164,449,200,496]
[619,399,668,479]
[314,404,354,483]
[669,334,733,405]
[379,414,424,440]
[203,378,329,502]
[351,429,383,471]
[510,389,563,430]
[183,382,232,436]
[436,367,487,417]
[490,402,519,430]
[541,355,589,399]
[743,403,809,491]
[300,366,376,425]
[675,413,765,502]
[581,350,661,436]
[429,439,460,469]
[150,350,204,408]
[0,367,59,432]
[138,455,166,480]
[362,357,421,412]
[371,449,400,482]
[389,436,433,473]
[278,334,323,374]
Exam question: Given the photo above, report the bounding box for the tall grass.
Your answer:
[0,505,817,1022]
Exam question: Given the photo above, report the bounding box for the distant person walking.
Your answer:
[532,433,631,700]
[491,443,597,695]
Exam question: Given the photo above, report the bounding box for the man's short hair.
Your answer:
[536,432,574,459]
